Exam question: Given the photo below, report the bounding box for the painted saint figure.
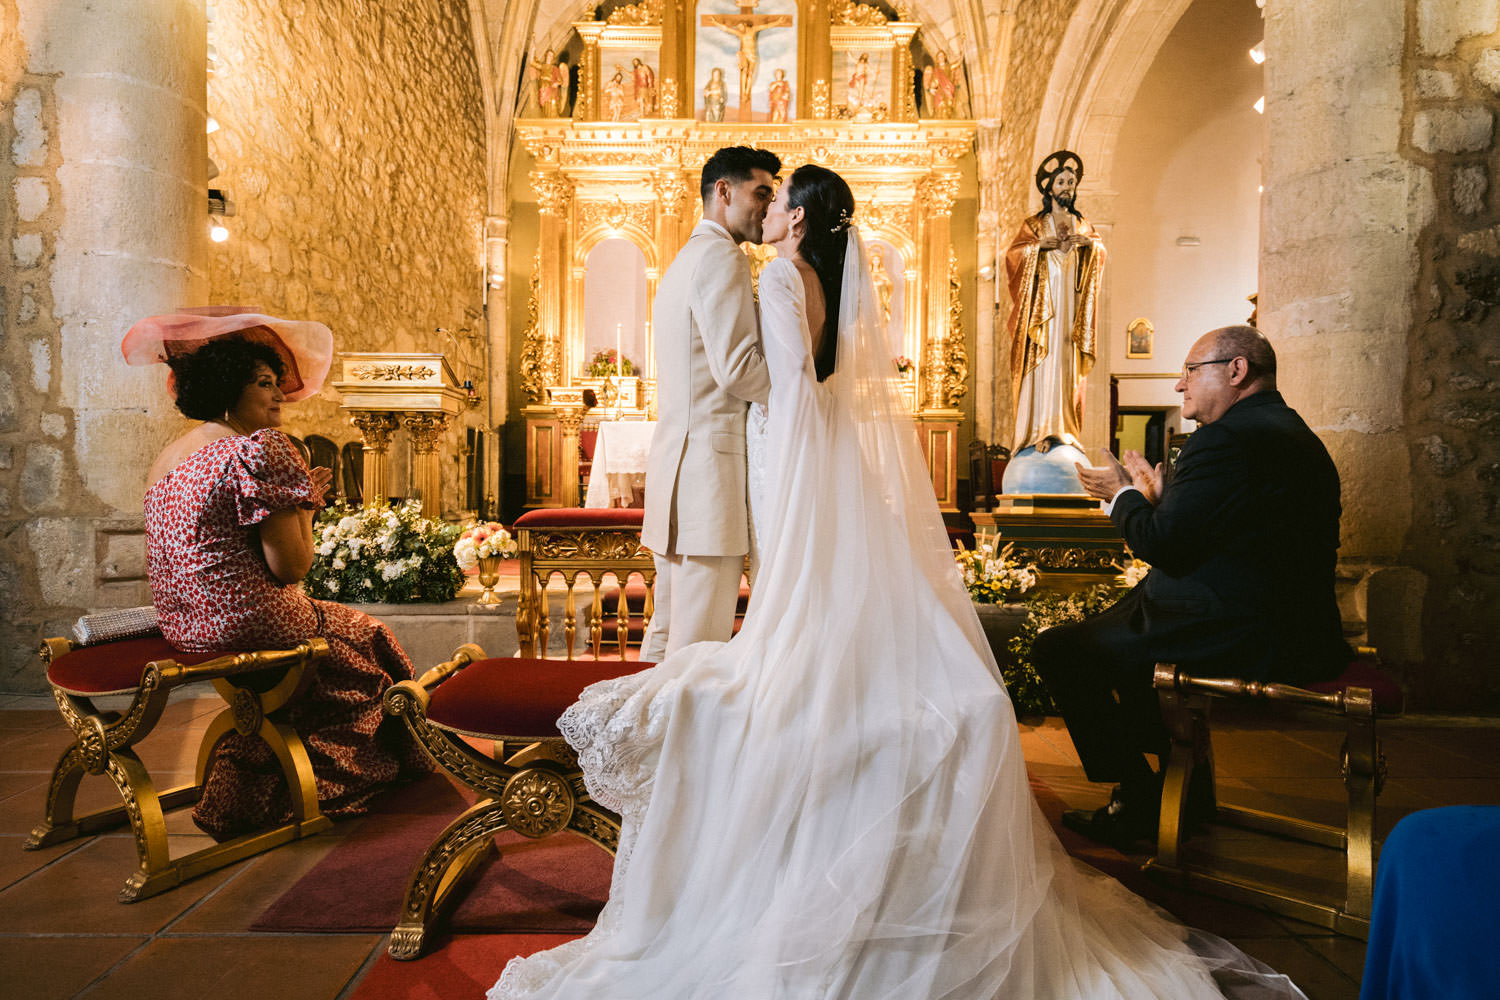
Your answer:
[923,50,961,119]
[632,58,658,116]
[703,67,728,123]
[869,243,894,327]
[530,48,562,117]
[1005,150,1106,458]
[847,53,876,112]
[767,68,792,123]
[604,68,627,121]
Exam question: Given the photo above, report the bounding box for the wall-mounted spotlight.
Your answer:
[209,187,236,243]
[1253,96,1265,115]
[1249,41,1266,65]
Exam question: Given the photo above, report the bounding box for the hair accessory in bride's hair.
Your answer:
[830,208,854,235]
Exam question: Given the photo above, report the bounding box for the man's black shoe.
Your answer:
[1061,789,1158,849]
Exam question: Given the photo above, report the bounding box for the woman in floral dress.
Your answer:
[128,313,426,839]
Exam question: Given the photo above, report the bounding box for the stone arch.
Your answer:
[1032,0,1195,214]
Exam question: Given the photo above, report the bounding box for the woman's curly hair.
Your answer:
[167,334,286,421]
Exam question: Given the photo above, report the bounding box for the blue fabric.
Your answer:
[1360,806,1500,999]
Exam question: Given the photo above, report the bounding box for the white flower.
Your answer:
[332,557,346,570]
[318,539,336,556]
[337,515,360,534]
[380,560,403,581]
[326,578,339,593]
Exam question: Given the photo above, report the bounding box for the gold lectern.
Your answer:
[335,353,466,516]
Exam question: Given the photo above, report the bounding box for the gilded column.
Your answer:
[531,172,575,388]
[575,23,606,121]
[918,172,960,411]
[659,0,684,118]
[653,169,690,277]
[806,0,831,119]
[890,23,919,123]
[555,404,588,508]
[348,411,400,508]
[404,413,452,517]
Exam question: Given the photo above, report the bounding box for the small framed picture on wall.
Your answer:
[1126,316,1154,359]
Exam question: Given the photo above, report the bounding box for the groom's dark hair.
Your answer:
[700,146,782,203]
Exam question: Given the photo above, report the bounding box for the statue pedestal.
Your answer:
[974,494,1126,594]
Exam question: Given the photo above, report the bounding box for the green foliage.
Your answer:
[303,500,464,604]
[1003,584,1127,718]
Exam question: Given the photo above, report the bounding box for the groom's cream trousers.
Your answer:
[641,553,743,661]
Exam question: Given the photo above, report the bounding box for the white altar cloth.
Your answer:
[584,420,657,508]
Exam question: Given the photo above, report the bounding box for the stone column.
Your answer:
[349,411,399,507]
[2,0,207,690]
[404,413,452,517]
[484,214,508,428]
[18,0,208,512]
[1260,0,1413,559]
[974,119,1003,449]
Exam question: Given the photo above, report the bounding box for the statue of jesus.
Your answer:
[701,1,792,121]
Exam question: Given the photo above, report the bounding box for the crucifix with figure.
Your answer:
[701,0,793,122]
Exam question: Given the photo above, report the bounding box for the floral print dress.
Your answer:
[145,429,426,840]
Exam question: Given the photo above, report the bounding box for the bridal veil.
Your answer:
[492,229,1305,1000]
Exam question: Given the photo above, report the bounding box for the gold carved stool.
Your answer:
[1145,654,1405,938]
[26,634,334,901]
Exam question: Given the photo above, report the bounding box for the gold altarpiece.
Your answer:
[517,0,975,510]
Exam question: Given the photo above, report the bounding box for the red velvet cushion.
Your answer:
[515,508,644,530]
[47,637,223,696]
[1306,659,1405,715]
[426,657,655,737]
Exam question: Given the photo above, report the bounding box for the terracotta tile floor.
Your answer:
[1,690,1497,1000]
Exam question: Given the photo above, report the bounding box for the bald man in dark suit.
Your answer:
[1034,325,1350,846]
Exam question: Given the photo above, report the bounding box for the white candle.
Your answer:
[615,322,623,376]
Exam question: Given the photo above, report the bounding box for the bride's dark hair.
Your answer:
[787,164,855,381]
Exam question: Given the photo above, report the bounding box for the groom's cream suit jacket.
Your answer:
[642,220,770,556]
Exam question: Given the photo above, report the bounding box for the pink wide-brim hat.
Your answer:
[121,307,334,402]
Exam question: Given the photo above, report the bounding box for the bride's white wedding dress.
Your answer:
[491,233,1304,1000]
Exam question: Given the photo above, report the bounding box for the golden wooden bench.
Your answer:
[1145,655,1405,938]
[26,634,333,901]
[381,507,659,960]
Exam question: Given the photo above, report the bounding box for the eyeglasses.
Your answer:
[1180,358,1237,380]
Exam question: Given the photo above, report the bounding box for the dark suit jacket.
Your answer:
[1110,391,1348,683]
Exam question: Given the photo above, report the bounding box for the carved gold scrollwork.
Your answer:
[532,529,647,561]
[659,77,679,118]
[578,197,653,234]
[501,767,575,838]
[942,250,968,407]
[918,173,960,218]
[80,716,108,775]
[231,688,262,735]
[403,413,451,453]
[811,79,831,119]
[831,0,888,25]
[349,410,400,449]
[519,252,552,404]
[606,0,662,24]
[350,364,436,382]
[1008,545,1122,571]
[653,170,689,218]
[531,171,575,216]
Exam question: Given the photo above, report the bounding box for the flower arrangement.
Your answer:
[453,522,519,572]
[303,500,464,604]
[893,355,914,374]
[955,536,1038,604]
[1004,584,1125,717]
[587,349,636,377]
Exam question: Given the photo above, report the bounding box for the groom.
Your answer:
[640,145,780,661]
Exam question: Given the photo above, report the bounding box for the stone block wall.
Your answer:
[1400,0,1500,708]
[206,0,487,492]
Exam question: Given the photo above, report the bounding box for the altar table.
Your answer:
[584,420,657,508]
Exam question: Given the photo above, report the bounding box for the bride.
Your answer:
[491,166,1305,999]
